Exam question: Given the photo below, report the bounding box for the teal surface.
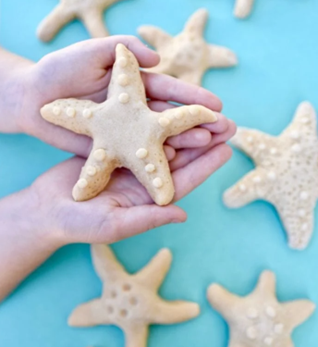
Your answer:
[1,0,318,346]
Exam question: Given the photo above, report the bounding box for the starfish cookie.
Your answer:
[208,271,315,347]
[234,0,255,19]
[37,0,122,42]
[40,44,218,205]
[138,9,237,85]
[69,245,200,347]
[223,102,318,250]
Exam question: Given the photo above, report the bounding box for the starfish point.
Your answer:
[138,9,238,85]
[234,0,255,19]
[41,43,218,205]
[69,245,200,347]
[223,102,318,250]
[207,271,315,347]
[37,0,123,42]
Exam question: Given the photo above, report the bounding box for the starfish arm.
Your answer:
[151,298,200,324]
[161,105,218,138]
[234,0,255,19]
[282,300,315,329]
[223,169,264,208]
[138,26,172,49]
[281,101,317,138]
[207,283,240,320]
[72,145,117,201]
[37,4,75,42]
[134,248,172,291]
[231,127,276,162]
[178,70,204,85]
[184,9,208,37]
[254,271,276,296]
[68,298,110,327]
[124,325,149,347]
[40,98,97,137]
[91,244,127,282]
[81,9,109,37]
[207,45,238,68]
[107,43,147,105]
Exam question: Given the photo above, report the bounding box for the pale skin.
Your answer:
[0,36,236,302]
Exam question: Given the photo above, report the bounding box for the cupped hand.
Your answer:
[31,119,236,246]
[19,36,227,158]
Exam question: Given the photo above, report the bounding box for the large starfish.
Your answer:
[138,9,237,86]
[208,271,315,347]
[37,0,123,42]
[68,245,200,347]
[40,44,217,206]
[234,0,255,19]
[223,102,318,250]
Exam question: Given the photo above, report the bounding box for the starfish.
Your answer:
[234,0,255,19]
[37,0,123,42]
[68,244,200,347]
[40,44,217,206]
[223,102,318,250]
[138,9,238,86]
[207,271,315,347]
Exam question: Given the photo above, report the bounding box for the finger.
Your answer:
[166,128,212,149]
[172,144,233,202]
[201,113,230,134]
[94,204,187,244]
[142,72,222,112]
[170,120,236,171]
[148,100,175,112]
[164,145,176,161]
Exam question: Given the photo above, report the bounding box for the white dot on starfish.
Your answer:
[175,110,185,119]
[153,177,163,188]
[274,323,284,334]
[246,136,253,143]
[298,209,306,217]
[291,144,301,153]
[145,164,155,173]
[118,74,129,86]
[118,57,128,67]
[118,93,130,104]
[265,306,276,318]
[189,106,201,116]
[158,117,171,127]
[264,336,274,346]
[94,149,106,161]
[66,107,76,117]
[239,184,247,192]
[77,178,88,189]
[253,176,262,183]
[136,148,148,159]
[83,109,92,119]
[258,143,266,150]
[247,308,258,319]
[290,130,300,139]
[246,326,257,340]
[53,106,61,115]
[301,117,309,124]
[270,148,277,155]
[301,223,308,231]
[300,191,309,200]
[87,166,97,176]
[267,171,276,180]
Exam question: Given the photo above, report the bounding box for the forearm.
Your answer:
[0,48,34,133]
[0,188,59,302]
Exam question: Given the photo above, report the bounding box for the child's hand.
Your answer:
[15,36,224,157]
[30,122,235,245]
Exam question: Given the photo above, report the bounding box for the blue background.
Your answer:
[1,0,318,346]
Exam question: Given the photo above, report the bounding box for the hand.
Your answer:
[30,120,235,245]
[16,36,226,158]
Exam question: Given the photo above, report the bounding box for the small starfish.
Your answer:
[41,44,217,205]
[138,9,238,85]
[68,245,200,347]
[207,271,315,347]
[234,0,255,19]
[223,102,318,250]
[37,0,123,42]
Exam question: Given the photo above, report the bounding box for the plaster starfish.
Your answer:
[138,9,238,86]
[207,271,315,347]
[223,102,318,250]
[68,245,200,347]
[41,44,217,206]
[234,0,255,19]
[37,0,123,42]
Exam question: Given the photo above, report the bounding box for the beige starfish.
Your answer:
[138,9,238,86]
[68,244,200,347]
[41,44,217,206]
[223,102,318,250]
[37,0,123,42]
[234,0,255,19]
[208,271,315,347]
